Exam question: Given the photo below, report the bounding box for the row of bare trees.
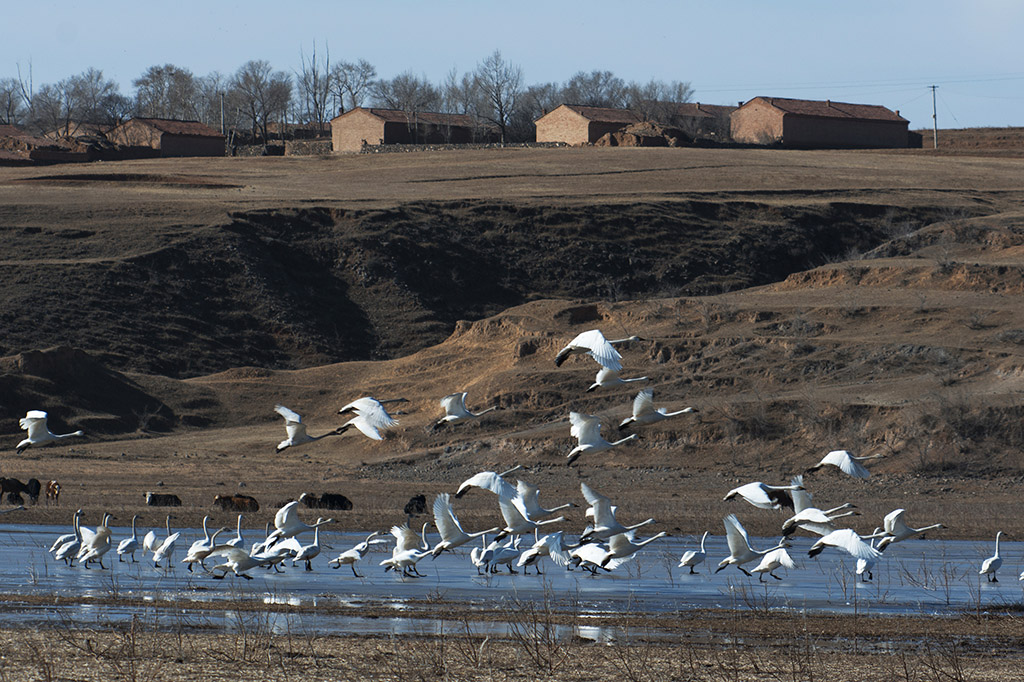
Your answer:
[2,46,694,144]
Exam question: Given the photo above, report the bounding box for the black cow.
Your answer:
[299,492,353,511]
[403,494,427,516]
[213,494,260,512]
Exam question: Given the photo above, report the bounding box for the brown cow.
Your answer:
[45,480,61,505]
[213,494,260,513]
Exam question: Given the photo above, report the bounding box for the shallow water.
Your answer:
[3,523,1022,636]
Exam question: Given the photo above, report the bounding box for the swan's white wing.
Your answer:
[729,483,775,509]
[20,411,49,439]
[824,450,871,478]
[580,482,616,526]
[790,475,813,514]
[632,389,656,418]
[346,414,384,440]
[390,524,418,554]
[275,501,300,531]
[516,480,541,514]
[595,367,618,384]
[432,493,465,540]
[341,397,399,430]
[456,470,517,499]
[498,497,529,529]
[441,393,469,417]
[570,412,602,444]
[573,329,623,371]
[275,405,302,423]
[884,509,909,536]
[723,514,751,556]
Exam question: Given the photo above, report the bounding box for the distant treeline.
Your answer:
[1,48,693,144]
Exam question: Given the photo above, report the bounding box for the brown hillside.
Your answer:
[2,147,1024,539]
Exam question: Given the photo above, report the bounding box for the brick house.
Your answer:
[671,102,737,139]
[330,107,475,152]
[534,105,642,145]
[731,97,909,148]
[105,118,225,156]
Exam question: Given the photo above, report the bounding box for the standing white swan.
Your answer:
[751,545,797,582]
[618,389,696,430]
[554,329,643,372]
[567,412,638,465]
[328,531,387,576]
[226,514,245,548]
[117,515,141,562]
[275,405,343,453]
[54,509,84,566]
[16,411,84,454]
[433,392,498,430]
[980,531,1007,582]
[151,515,180,569]
[678,531,709,574]
[806,450,884,479]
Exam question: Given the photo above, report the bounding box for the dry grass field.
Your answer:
[2,143,1024,680]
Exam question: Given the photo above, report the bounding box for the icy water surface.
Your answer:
[3,523,1022,636]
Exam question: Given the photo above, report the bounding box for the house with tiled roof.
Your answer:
[330,107,477,152]
[534,104,642,145]
[731,97,909,148]
[105,117,225,156]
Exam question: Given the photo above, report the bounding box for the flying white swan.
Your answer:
[723,481,804,511]
[117,515,141,562]
[781,503,859,537]
[495,493,566,540]
[554,329,643,371]
[328,531,387,576]
[16,410,84,454]
[586,367,648,393]
[433,392,498,430]
[454,465,523,498]
[517,531,573,574]
[808,528,883,562]
[806,449,884,479]
[715,514,790,576]
[567,412,638,465]
[980,531,1007,582]
[678,531,709,574]
[430,492,501,557]
[876,509,944,552]
[207,546,278,579]
[337,396,406,441]
[151,515,181,569]
[274,405,343,453]
[600,530,668,568]
[857,527,883,581]
[618,389,696,430]
[579,482,655,542]
[515,479,577,518]
[751,545,797,582]
[266,501,334,543]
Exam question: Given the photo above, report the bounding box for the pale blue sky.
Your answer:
[5,0,1023,129]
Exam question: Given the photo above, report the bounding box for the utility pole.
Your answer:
[929,85,938,149]
[220,92,225,135]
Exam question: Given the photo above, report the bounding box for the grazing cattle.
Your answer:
[299,492,353,511]
[25,478,41,504]
[145,491,182,507]
[403,494,427,516]
[6,492,24,505]
[1,478,31,501]
[45,480,61,505]
[213,494,260,513]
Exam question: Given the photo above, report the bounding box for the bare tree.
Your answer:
[510,81,561,139]
[0,78,26,124]
[195,72,228,130]
[296,41,332,135]
[72,67,120,124]
[230,60,292,143]
[472,50,523,143]
[32,78,79,137]
[624,79,694,123]
[562,70,626,108]
[331,59,376,113]
[133,64,199,120]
